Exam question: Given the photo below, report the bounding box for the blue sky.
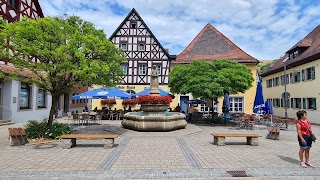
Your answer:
[39,0,320,60]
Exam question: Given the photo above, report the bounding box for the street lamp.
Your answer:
[283,57,289,128]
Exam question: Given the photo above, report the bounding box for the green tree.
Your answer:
[0,16,125,126]
[169,60,254,114]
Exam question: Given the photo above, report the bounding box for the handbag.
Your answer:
[310,133,316,141]
[300,120,316,141]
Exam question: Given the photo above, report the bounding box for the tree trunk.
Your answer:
[47,95,59,127]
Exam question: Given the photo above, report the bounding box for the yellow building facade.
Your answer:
[261,24,320,124]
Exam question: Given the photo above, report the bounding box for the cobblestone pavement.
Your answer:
[1,118,320,179]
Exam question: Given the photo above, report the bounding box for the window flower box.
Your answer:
[122,99,137,106]
[101,99,116,105]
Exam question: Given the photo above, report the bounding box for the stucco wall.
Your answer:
[3,80,52,123]
[262,60,320,124]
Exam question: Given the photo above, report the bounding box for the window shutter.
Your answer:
[311,67,315,80]
[301,69,305,81]
[313,98,317,110]
[290,73,293,83]
[291,98,293,108]
[303,98,306,109]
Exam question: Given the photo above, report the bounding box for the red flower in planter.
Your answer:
[136,95,172,105]
[122,99,137,106]
[101,99,116,105]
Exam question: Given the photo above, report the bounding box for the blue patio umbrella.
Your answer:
[253,81,265,114]
[269,99,274,115]
[222,92,230,113]
[72,87,130,100]
[135,88,174,98]
[264,100,270,114]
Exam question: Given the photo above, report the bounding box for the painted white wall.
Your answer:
[3,80,52,123]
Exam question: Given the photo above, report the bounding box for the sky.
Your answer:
[38,0,320,60]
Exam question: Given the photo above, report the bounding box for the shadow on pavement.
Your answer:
[278,155,300,164]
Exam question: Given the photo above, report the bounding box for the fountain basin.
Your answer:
[122,111,187,131]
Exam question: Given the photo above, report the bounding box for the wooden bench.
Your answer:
[58,134,118,149]
[211,133,262,146]
[8,128,28,146]
[266,126,280,140]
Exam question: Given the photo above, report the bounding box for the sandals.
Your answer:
[300,162,307,168]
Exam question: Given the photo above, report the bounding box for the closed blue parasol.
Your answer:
[72,87,130,100]
[222,92,230,113]
[264,100,270,114]
[253,80,265,114]
[135,88,174,97]
[269,99,274,115]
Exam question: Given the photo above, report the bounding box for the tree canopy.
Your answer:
[0,16,126,126]
[168,60,254,99]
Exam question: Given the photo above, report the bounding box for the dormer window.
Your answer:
[138,43,145,51]
[289,50,299,59]
[131,21,137,29]
[121,43,127,51]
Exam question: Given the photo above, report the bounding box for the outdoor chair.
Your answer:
[72,113,80,125]
[81,113,90,126]
[67,112,72,124]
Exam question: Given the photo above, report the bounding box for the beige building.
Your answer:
[173,24,259,114]
[261,24,320,124]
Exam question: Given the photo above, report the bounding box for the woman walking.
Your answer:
[296,110,315,168]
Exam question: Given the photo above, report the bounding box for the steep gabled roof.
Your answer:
[109,8,172,59]
[262,24,320,77]
[33,0,44,18]
[174,23,257,64]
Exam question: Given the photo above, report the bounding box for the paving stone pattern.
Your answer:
[1,119,320,179]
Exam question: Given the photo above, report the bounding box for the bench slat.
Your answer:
[211,133,262,137]
[8,128,15,136]
[59,134,118,139]
[17,128,26,136]
[13,128,22,136]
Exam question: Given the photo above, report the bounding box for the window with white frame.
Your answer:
[307,98,317,110]
[20,83,31,109]
[131,21,137,29]
[121,64,128,75]
[306,67,315,80]
[121,43,127,51]
[200,104,210,112]
[294,98,301,109]
[153,64,161,75]
[37,89,46,108]
[138,43,145,51]
[138,64,146,75]
[229,97,244,113]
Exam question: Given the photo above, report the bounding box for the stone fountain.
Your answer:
[122,66,187,131]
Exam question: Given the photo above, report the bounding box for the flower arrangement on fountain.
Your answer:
[136,95,172,105]
[122,99,137,106]
[101,99,116,105]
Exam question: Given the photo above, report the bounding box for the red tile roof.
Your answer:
[0,65,37,78]
[262,24,320,77]
[174,23,258,64]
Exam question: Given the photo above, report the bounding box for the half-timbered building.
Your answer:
[92,8,176,110]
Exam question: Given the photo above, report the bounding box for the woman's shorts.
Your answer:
[298,135,312,148]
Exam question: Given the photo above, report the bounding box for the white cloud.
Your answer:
[38,0,320,60]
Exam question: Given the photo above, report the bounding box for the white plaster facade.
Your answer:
[0,80,52,123]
